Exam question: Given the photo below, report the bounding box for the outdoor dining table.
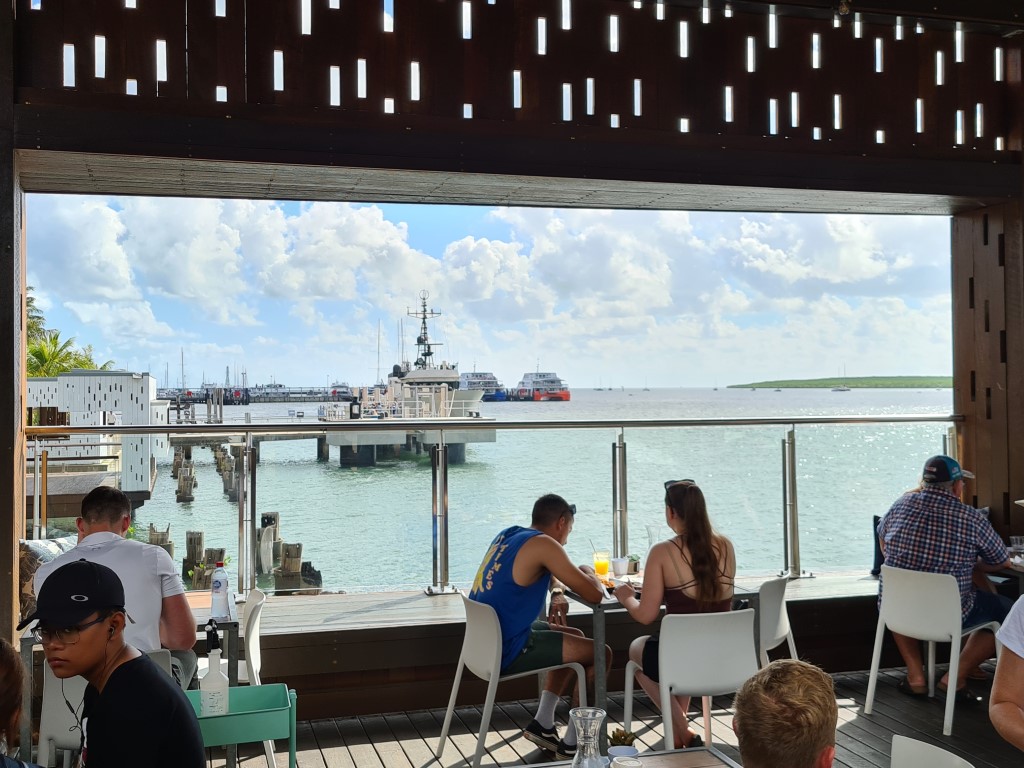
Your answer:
[566,577,760,754]
[541,744,741,767]
[18,589,240,765]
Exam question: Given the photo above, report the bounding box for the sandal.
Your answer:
[965,666,991,681]
[897,676,928,698]
[937,681,981,704]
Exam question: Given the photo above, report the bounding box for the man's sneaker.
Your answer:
[555,740,577,760]
[522,719,560,752]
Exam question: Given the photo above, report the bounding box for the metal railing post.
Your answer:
[32,437,40,540]
[781,437,789,575]
[784,427,810,577]
[610,431,629,558]
[427,438,456,595]
[247,432,257,594]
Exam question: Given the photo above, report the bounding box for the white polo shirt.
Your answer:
[997,596,1024,658]
[34,532,186,652]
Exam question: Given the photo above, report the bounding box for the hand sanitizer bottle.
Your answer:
[200,621,229,716]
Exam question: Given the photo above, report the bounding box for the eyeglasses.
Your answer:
[664,479,696,490]
[33,615,108,645]
[568,504,577,517]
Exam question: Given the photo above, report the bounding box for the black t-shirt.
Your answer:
[82,654,204,767]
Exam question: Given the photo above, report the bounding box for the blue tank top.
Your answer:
[469,526,550,670]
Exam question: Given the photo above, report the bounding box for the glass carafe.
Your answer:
[570,707,607,768]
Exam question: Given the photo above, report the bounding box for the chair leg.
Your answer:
[263,738,276,768]
[472,677,501,768]
[926,641,936,698]
[436,660,466,759]
[943,644,960,737]
[623,661,637,731]
[863,619,887,715]
[701,695,712,747]
[660,682,675,752]
[573,662,588,708]
[758,648,769,669]
[786,632,798,660]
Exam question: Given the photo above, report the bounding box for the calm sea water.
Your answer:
[101,387,953,592]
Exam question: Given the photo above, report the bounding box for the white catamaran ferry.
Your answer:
[459,370,507,402]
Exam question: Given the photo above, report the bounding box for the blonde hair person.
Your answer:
[613,480,736,748]
[733,659,838,768]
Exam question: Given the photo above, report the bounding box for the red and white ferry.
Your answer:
[514,371,571,401]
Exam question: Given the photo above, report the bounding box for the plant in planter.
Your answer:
[627,553,641,574]
[609,728,637,746]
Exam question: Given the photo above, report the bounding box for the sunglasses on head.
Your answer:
[568,503,577,517]
[664,479,696,490]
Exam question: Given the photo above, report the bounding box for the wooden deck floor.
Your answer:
[220,664,1016,768]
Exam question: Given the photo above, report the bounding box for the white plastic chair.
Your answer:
[891,734,975,767]
[38,649,175,767]
[197,588,273,767]
[864,565,1002,736]
[757,575,798,668]
[436,594,588,768]
[623,609,758,749]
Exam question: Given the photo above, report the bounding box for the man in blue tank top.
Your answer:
[470,494,608,760]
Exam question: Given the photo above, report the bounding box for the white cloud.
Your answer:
[27,197,954,388]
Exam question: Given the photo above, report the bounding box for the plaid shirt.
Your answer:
[877,486,1007,619]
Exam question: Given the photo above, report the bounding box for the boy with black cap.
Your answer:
[19,559,204,767]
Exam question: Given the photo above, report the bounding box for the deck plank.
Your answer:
[285,666,1020,768]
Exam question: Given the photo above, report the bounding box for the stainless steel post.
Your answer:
[781,437,789,574]
[617,432,628,558]
[247,433,257,594]
[785,427,803,576]
[32,437,40,540]
[427,441,456,594]
[611,442,619,556]
[236,435,250,595]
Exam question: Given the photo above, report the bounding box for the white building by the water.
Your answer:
[26,370,167,494]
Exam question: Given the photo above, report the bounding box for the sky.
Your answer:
[25,195,953,389]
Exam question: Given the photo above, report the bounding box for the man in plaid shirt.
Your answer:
[877,455,1011,702]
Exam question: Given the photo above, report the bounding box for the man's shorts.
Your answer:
[964,589,1012,628]
[502,620,566,675]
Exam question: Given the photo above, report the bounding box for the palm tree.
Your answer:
[27,330,79,377]
[73,344,115,371]
[25,286,46,342]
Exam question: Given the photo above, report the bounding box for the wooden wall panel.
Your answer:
[9,0,1019,165]
[953,203,1024,538]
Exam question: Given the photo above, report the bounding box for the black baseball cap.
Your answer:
[18,559,128,630]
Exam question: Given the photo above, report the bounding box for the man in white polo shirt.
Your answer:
[35,485,198,688]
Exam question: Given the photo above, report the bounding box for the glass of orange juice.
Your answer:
[593,550,610,578]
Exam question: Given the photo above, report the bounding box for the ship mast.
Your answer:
[407,289,443,370]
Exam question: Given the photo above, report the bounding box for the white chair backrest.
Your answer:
[880,565,962,641]
[891,735,975,768]
[460,594,504,682]
[145,648,173,676]
[39,664,87,764]
[757,576,792,651]
[243,588,267,685]
[659,609,758,696]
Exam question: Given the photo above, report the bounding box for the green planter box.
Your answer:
[186,684,295,746]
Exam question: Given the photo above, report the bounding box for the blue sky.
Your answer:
[26,196,952,389]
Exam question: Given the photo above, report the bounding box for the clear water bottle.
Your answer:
[211,561,230,619]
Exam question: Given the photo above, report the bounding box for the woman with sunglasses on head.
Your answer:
[613,480,736,749]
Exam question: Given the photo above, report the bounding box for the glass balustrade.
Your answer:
[24,414,957,595]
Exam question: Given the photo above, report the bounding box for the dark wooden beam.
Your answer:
[12,104,1021,213]
[0,0,25,644]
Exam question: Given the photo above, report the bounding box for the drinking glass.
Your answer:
[611,557,628,577]
[593,551,610,578]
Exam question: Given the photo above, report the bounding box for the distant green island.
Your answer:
[729,376,952,389]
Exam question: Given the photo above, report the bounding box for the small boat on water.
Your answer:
[513,371,571,401]
[459,370,507,402]
[329,382,356,401]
